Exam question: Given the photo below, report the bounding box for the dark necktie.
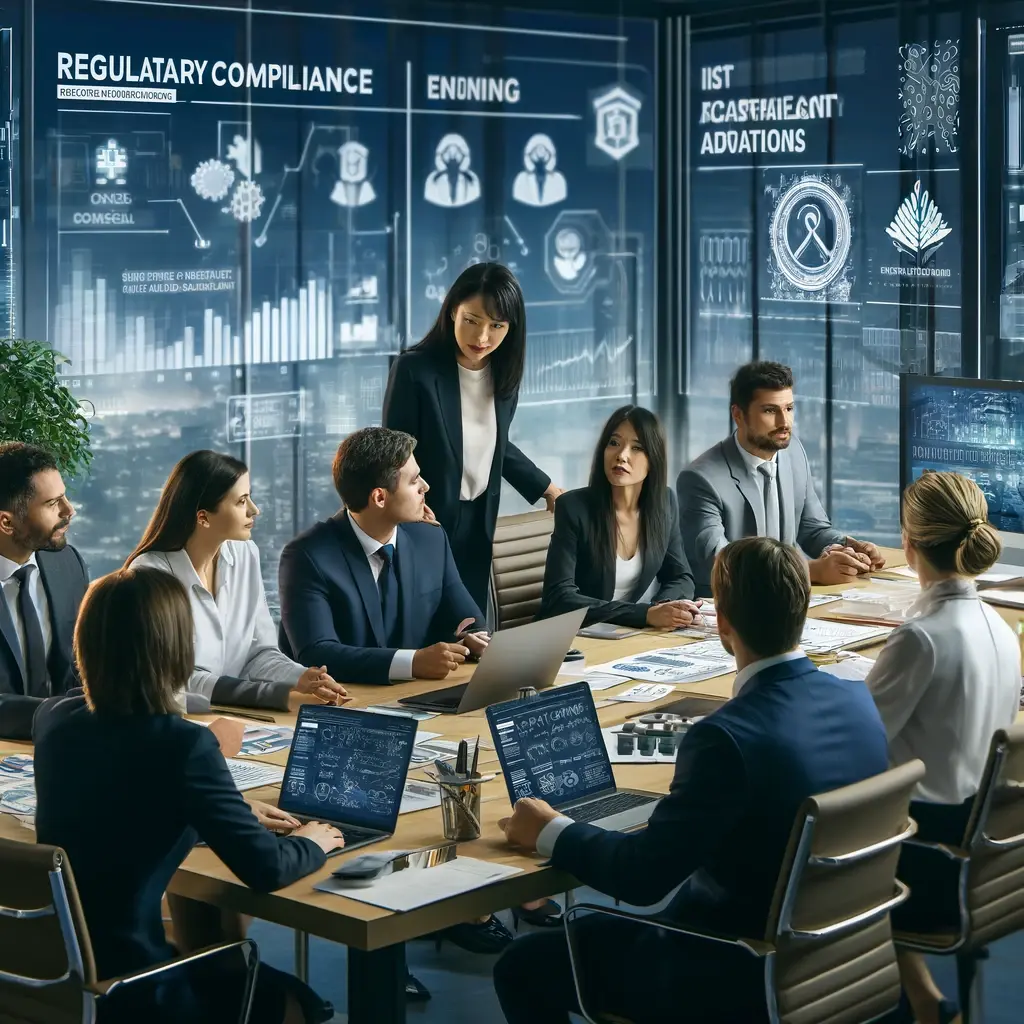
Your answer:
[377,544,400,646]
[758,462,780,540]
[12,564,47,696]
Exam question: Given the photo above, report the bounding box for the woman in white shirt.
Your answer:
[125,451,349,711]
[539,405,699,630]
[867,470,1019,1024]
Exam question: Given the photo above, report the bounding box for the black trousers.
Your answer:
[443,494,493,618]
[493,915,767,1024]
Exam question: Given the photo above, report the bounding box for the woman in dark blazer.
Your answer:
[539,405,699,630]
[383,262,562,613]
[32,567,344,1024]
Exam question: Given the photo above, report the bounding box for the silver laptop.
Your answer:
[398,608,587,715]
[487,680,660,832]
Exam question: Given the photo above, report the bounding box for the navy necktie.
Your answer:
[377,544,400,646]
[12,564,47,696]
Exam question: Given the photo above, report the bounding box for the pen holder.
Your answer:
[438,780,483,841]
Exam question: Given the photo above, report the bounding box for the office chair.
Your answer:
[894,722,1024,1024]
[489,510,554,629]
[0,838,258,1024]
[565,760,925,1024]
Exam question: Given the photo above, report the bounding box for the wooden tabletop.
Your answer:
[5,545,1019,952]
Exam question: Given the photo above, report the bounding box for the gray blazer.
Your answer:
[676,435,844,595]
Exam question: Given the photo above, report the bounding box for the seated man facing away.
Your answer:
[493,536,889,1024]
[278,426,488,686]
[677,360,884,596]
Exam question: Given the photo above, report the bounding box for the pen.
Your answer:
[470,735,480,779]
[209,706,277,724]
[456,739,468,775]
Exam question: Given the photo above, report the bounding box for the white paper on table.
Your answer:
[556,671,630,692]
[399,779,442,815]
[800,619,891,654]
[589,647,734,684]
[316,857,523,911]
[809,594,842,608]
[675,639,735,665]
[981,589,1024,610]
[558,658,586,675]
[820,654,875,682]
[881,565,918,580]
[610,683,676,703]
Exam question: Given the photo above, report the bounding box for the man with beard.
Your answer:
[677,361,884,596]
[0,442,88,738]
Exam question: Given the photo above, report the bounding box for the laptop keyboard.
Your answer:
[226,758,285,793]
[324,827,377,857]
[568,791,655,825]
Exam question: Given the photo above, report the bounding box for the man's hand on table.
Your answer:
[499,797,562,854]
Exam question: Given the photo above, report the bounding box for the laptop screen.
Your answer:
[279,705,417,832]
[486,682,616,810]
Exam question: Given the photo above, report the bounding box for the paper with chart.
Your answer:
[237,724,293,756]
[399,779,442,814]
[673,594,840,638]
[800,619,891,654]
[611,683,676,703]
[588,645,734,684]
[0,755,36,826]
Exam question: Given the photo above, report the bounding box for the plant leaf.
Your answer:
[885,180,952,259]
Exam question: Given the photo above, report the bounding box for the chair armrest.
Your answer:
[87,939,257,997]
[903,837,969,862]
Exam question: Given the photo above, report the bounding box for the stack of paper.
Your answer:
[800,619,892,654]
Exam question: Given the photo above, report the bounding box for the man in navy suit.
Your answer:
[493,537,890,1024]
[0,443,89,739]
[279,427,488,686]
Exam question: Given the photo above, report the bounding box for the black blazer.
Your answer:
[538,487,695,628]
[0,544,88,739]
[32,698,325,979]
[278,511,485,685]
[382,349,550,542]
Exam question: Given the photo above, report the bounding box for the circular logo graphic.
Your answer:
[769,179,851,292]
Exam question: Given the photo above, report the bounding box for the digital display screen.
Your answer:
[280,705,417,830]
[487,682,614,808]
[902,376,1024,534]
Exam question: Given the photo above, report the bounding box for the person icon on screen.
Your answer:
[424,134,481,208]
[512,134,567,207]
[330,141,376,208]
[553,227,587,281]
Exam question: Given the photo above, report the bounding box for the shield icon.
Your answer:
[592,86,642,160]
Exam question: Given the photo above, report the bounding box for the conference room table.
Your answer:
[3,546,1022,1023]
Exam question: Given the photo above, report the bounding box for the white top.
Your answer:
[734,439,780,539]
[866,578,1021,804]
[347,515,417,681]
[130,540,304,711]
[0,552,53,685]
[458,363,498,501]
[612,554,658,603]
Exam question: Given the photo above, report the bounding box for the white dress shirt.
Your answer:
[733,441,780,540]
[458,363,498,501]
[867,578,1020,805]
[612,554,658,603]
[0,552,54,684]
[130,540,304,711]
[347,516,417,681]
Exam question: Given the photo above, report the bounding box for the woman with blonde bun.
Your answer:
[867,471,1020,1024]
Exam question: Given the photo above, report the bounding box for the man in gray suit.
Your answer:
[677,361,884,595]
[0,443,89,739]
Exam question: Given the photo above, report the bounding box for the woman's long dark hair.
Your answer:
[586,406,668,566]
[125,450,248,566]
[412,262,526,399]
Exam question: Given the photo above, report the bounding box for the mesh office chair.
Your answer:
[565,760,925,1024]
[489,510,554,629]
[0,838,258,1024]
[894,722,1024,1024]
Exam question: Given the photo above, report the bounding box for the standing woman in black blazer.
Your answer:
[383,262,563,613]
[539,405,699,629]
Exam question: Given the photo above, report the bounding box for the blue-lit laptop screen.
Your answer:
[486,682,615,809]
[279,705,417,831]
[902,377,1024,534]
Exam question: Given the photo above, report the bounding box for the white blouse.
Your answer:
[866,578,1020,804]
[458,363,497,501]
[612,554,658,603]
[130,540,304,711]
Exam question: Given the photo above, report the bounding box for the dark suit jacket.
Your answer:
[32,702,325,979]
[0,544,88,739]
[278,511,485,685]
[550,657,889,939]
[538,487,695,628]
[382,349,550,543]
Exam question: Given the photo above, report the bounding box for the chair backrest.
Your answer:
[0,838,96,1024]
[960,721,1024,948]
[489,511,554,629]
[764,760,925,1024]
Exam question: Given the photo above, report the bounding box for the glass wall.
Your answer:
[685,5,964,547]
[11,0,656,610]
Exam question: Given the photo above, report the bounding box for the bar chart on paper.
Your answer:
[54,255,389,377]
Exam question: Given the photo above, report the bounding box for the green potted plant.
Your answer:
[0,338,92,476]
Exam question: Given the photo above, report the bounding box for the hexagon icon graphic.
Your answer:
[593,86,642,160]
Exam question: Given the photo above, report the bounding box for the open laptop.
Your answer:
[398,607,587,715]
[278,704,417,856]
[486,681,661,832]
